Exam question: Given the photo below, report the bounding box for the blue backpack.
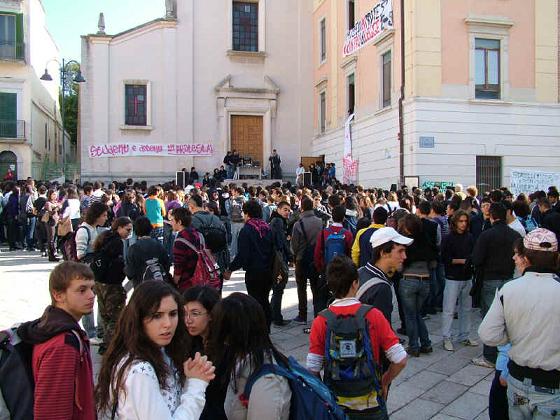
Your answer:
[324,228,347,266]
[243,349,347,420]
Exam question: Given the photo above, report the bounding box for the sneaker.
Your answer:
[48,257,60,262]
[420,346,433,354]
[472,356,495,368]
[89,337,102,346]
[443,339,454,352]
[461,338,479,347]
[405,347,420,357]
[292,316,307,325]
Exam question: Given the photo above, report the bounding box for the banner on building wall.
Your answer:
[342,114,358,184]
[510,170,560,195]
[343,0,394,56]
[88,143,214,159]
[421,181,454,190]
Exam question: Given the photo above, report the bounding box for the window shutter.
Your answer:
[15,14,23,44]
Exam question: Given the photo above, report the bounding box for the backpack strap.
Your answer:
[356,277,391,300]
[242,361,293,406]
[299,219,309,243]
[174,236,201,253]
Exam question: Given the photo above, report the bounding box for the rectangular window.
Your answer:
[232,2,258,52]
[382,51,392,108]
[125,84,147,126]
[348,0,355,31]
[347,73,355,115]
[320,18,326,63]
[0,92,17,138]
[319,91,326,133]
[475,38,500,99]
[476,156,502,193]
[0,14,23,60]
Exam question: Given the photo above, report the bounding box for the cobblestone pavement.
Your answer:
[0,249,494,419]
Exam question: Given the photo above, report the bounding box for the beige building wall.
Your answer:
[312,0,560,189]
[0,0,63,180]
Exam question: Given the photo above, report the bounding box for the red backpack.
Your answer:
[174,233,221,291]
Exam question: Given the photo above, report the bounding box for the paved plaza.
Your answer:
[0,249,494,419]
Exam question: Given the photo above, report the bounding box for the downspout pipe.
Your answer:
[398,0,405,186]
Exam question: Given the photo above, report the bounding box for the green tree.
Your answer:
[59,62,80,145]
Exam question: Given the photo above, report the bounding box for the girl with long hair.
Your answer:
[208,292,291,420]
[92,216,133,354]
[183,286,227,420]
[96,281,215,419]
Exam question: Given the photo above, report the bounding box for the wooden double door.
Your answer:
[230,115,263,165]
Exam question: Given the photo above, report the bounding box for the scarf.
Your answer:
[246,218,271,239]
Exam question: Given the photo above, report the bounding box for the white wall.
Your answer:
[80,0,314,183]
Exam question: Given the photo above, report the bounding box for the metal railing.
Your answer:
[0,120,25,139]
[0,40,25,61]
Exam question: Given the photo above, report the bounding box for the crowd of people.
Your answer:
[1,175,560,419]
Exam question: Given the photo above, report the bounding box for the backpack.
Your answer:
[0,327,82,420]
[343,216,357,237]
[142,258,168,283]
[323,227,347,267]
[298,220,317,279]
[320,305,384,412]
[242,349,347,420]
[174,234,221,291]
[230,199,244,223]
[90,242,113,282]
[194,215,227,253]
[63,225,91,262]
[519,216,538,233]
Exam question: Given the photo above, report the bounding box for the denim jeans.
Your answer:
[229,222,244,261]
[24,216,36,249]
[507,375,560,420]
[150,226,164,245]
[399,277,431,351]
[482,279,509,363]
[441,278,472,341]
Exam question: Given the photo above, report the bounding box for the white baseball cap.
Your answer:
[370,227,414,249]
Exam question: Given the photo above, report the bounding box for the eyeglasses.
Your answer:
[185,311,208,320]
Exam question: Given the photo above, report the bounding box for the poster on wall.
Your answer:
[88,143,214,158]
[510,170,560,195]
[343,0,394,56]
[342,114,358,184]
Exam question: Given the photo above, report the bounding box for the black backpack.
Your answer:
[194,215,227,253]
[142,258,168,283]
[0,327,83,420]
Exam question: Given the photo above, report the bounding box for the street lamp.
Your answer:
[40,58,85,177]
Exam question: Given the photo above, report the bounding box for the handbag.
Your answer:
[57,217,73,237]
[40,210,50,223]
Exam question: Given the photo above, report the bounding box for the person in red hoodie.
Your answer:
[17,261,96,420]
[314,205,354,273]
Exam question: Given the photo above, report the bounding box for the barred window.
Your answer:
[125,84,147,126]
[232,2,258,52]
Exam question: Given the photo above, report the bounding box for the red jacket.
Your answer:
[18,306,96,420]
[313,224,354,272]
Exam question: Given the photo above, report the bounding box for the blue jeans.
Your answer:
[441,279,472,341]
[150,226,164,245]
[229,222,244,261]
[482,279,510,363]
[507,375,560,419]
[399,277,431,351]
[24,216,36,249]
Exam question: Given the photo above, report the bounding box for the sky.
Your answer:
[42,0,166,61]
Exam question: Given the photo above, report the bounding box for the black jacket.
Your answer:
[541,209,560,243]
[441,231,474,280]
[269,211,291,262]
[96,232,126,284]
[229,220,274,273]
[472,220,522,281]
[125,237,171,287]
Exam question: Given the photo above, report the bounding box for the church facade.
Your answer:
[80,0,314,183]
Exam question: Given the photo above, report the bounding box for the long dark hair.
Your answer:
[93,216,132,252]
[207,292,284,392]
[95,281,191,413]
